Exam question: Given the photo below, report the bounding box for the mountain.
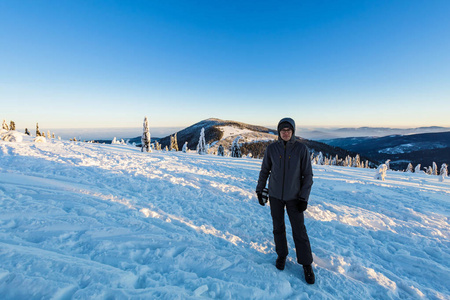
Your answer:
[298,126,450,140]
[157,118,277,151]
[150,118,375,164]
[321,131,450,170]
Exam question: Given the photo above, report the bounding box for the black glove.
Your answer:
[256,192,265,206]
[297,199,308,212]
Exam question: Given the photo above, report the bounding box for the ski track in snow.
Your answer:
[0,141,449,299]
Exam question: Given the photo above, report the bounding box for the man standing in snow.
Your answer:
[256,117,315,284]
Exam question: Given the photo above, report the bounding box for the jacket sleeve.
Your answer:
[256,146,272,193]
[299,146,313,201]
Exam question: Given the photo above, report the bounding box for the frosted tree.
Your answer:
[155,141,161,151]
[426,166,432,175]
[164,145,168,151]
[352,154,361,168]
[170,133,179,151]
[405,163,413,173]
[432,162,438,175]
[141,116,151,152]
[439,163,448,182]
[414,164,422,173]
[230,137,242,158]
[42,132,46,138]
[25,128,30,136]
[10,121,16,131]
[2,120,9,130]
[52,133,55,139]
[112,137,118,144]
[375,164,387,181]
[47,130,51,140]
[36,123,41,137]
[217,144,224,156]
[197,128,206,155]
[316,152,324,165]
[182,141,188,153]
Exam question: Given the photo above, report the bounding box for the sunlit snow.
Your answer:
[0,137,449,299]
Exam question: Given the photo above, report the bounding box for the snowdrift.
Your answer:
[0,140,449,299]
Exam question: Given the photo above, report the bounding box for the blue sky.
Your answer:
[1,0,449,130]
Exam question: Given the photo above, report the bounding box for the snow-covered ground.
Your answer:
[0,139,449,299]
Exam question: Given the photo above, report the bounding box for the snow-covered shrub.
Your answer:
[197,128,206,155]
[34,136,47,143]
[375,164,387,181]
[405,163,413,173]
[2,131,23,142]
[10,121,16,131]
[432,162,438,175]
[182,141,188,153]
[439,164,448,182]
[414,164,422,173]
[141,116,151,152]
[385,160,391,170]
[2,120,9,130]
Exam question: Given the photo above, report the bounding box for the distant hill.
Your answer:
[321,131,450,170]
[141,118,376,165]
[299,126,450,140]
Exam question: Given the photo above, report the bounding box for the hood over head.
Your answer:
[277,117,296,141]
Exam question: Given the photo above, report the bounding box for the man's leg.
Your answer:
[285,200,313,265]
[269,197,288,258]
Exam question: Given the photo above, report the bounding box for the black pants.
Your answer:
[269,197,313,265]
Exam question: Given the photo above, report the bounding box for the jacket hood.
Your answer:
[277,117,296,142]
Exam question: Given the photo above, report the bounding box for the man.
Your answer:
[256,117,315,284]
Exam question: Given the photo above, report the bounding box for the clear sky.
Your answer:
[1,0,449,130]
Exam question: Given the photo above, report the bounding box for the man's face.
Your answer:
[280,128,292,142]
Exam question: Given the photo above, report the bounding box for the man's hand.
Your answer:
[256,192,265,206]
[297,198,308,212]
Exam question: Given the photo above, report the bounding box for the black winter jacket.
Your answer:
[256,118,313,202]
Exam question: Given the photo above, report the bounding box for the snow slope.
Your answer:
[0,140,449,299]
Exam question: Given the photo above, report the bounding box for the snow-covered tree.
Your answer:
[47,130,51,140]
[439,163,448,182]
[352,154,361,168]
[197,128,206,155]
[154,141,161,151]
[25,128,30,136]
[52,133,55,139]
[426,166,432,175]
[36,123,41,137]
[405,163,413,173]
[217,145,224,156]
[141,116,151,153]
[2,120,9,130]
[230,137,242,158]
[414,164,422,173]
[112,137,118,144]
[170,133,179,151]
[42,132,46,138]
[182,141,188,153]
[164,145,168,151]
[432,162,438,175]
[316,152,324,165]
[9,121,15,131]
[375,164,387,181]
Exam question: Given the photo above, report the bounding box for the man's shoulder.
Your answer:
[293,140,310,152]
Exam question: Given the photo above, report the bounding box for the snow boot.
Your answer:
[303,265,315,284]
[276,256,286,270]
